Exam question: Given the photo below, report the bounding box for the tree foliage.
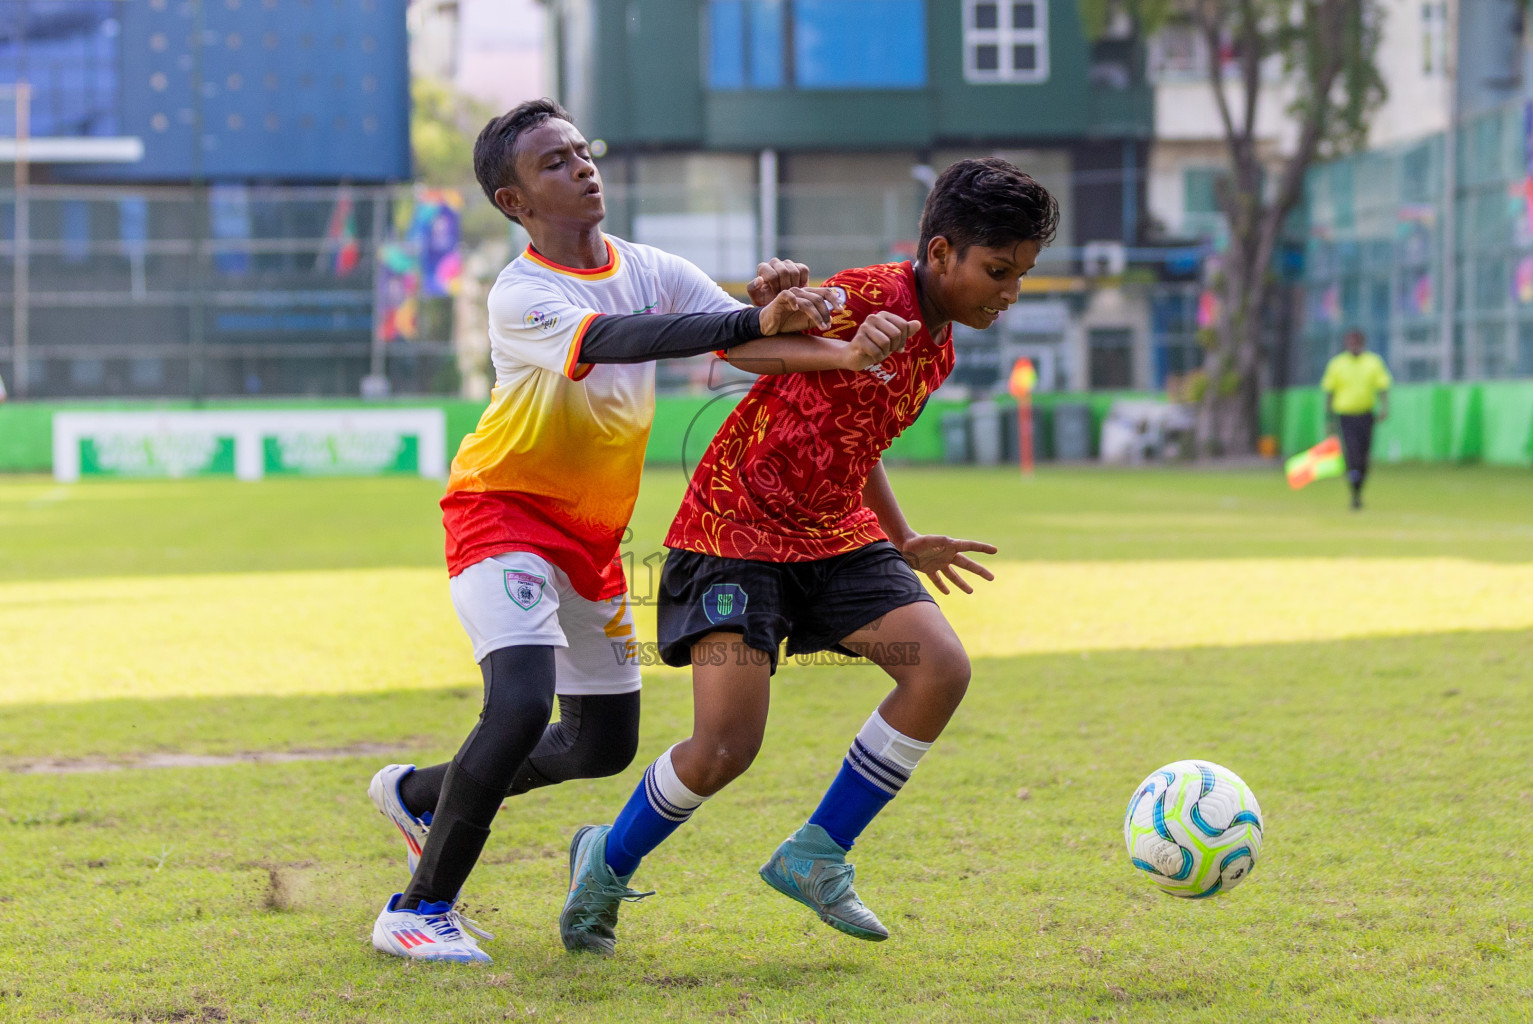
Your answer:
[411,76,508,249]
[1081,0,1386,454]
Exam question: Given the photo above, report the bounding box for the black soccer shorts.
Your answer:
[655,540,935,674]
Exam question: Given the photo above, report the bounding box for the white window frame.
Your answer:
[1420,2,1447,76]
[1147,24,1208,83]
[963,0,1049,84]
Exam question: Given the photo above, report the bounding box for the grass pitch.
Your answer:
[1,464,1531,1023]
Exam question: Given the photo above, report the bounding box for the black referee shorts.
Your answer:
[656,540,935,674]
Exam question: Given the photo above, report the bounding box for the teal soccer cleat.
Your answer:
[759,823,889,941]
[559,825,653,955]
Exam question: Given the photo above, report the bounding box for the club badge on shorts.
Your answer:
[702,583,747,624]
[504,570,547,611]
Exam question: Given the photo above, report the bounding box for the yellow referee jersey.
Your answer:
[1320,351,1392,415]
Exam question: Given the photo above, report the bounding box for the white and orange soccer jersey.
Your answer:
[441,234,742,599]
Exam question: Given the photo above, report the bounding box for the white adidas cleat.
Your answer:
[368,764,429,875]
[371,893,491,963]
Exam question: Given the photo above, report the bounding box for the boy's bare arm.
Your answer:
[862,460,997,595]
[725,311,919,376]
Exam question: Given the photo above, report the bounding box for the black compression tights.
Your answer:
[398,645,640,909]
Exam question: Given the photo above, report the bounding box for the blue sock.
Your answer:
[808,761,893,850]
[808,711,933,851]
[603,746,706,878]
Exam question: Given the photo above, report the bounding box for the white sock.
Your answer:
[645,744,708,822]
[846,710,933,796]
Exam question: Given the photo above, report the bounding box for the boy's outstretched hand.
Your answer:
[747,259,812,305]
[758,285,846,336]
[900,534,998,595]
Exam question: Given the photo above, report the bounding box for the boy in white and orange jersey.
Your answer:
[367,99,903,963]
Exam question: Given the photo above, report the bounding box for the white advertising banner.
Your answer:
[52,409,448,482]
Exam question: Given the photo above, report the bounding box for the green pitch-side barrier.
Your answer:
[1272,382,1533,467]
[3,383,1530,474]
[0,394,968,474]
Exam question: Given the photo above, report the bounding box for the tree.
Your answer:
[411,76,509,249]
[1083,0,1385,454]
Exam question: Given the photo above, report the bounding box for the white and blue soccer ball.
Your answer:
[1124,760,1263,899]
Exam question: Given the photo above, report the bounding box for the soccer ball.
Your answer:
[1124,760,1263,898]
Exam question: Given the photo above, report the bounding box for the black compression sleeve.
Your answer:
[574,306,763,364]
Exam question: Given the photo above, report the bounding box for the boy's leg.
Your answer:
[609,631,773,873]
[401,643,557,909]
[809,600,969,849]
[371,643,556,963]
[370,552,575,962]
[395,588,645,816]
[760,544,969,941]
[561,633,772,954]
[396,691,640,818]
[560,548,788,954]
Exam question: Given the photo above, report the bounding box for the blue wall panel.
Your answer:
[60,0,409,182]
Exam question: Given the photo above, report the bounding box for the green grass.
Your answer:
[4,463,1533,584]
[1,466,1531,1022]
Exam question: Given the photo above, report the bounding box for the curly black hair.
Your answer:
[473,98,575,222]
[916,157,1060,263]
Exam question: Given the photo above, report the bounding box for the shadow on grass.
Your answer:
[5,627,1528,768]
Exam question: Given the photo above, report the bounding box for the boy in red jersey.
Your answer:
[560,158,1060,953]
[367,99,904,964]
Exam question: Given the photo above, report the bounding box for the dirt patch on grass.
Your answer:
[7,742,417,775]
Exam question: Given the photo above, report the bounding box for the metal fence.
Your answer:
[1302,100,1533,385]
[0,183,454,399]
[0,176,1214,400]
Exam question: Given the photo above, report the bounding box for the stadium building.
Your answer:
[1299,0,1533,386]
[0,0,415,400]
[544,0,1206,396]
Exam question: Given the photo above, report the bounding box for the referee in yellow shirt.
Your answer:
[1320,329,1392,510]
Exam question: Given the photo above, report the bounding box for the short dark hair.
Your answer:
[916,158,1060,263]
[473,98,574,221]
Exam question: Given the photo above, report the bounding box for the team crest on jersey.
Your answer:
[524,309,560,333]
[702,583,748,624]
[504,570,547,610]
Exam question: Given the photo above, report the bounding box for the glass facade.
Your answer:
[0,1,122,137]
[1302,98,1533,385]
[707,0,926,91]
[0,184,452,399]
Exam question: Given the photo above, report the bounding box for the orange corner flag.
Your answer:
[1285,436,1344,489]
[1008,357,1038,398]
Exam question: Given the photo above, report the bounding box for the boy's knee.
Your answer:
[579,715,640,778]
[919,644,971,706]
[689,735,761,794]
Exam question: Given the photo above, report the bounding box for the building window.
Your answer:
[1183,167,1224,216]
[963,0,1048,83]
[1147,26,1206,81]
[0,1,122,137]
[1421,2,1447,75]
[707,0,926,91]
[794,0,926,89]
[1088,328,1133,389]
[706,0,786,90]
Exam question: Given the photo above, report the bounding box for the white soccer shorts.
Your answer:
[448,551,642,696]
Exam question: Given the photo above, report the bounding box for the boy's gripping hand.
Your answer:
[839,311,919,371]
[748,258,812,305]
[758,285,846,336]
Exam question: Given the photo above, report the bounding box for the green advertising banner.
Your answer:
[78,434,237,478]
[51,410,447,481]
[262,433,421,476]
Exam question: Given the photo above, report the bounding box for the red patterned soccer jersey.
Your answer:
[666,261,954,561]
